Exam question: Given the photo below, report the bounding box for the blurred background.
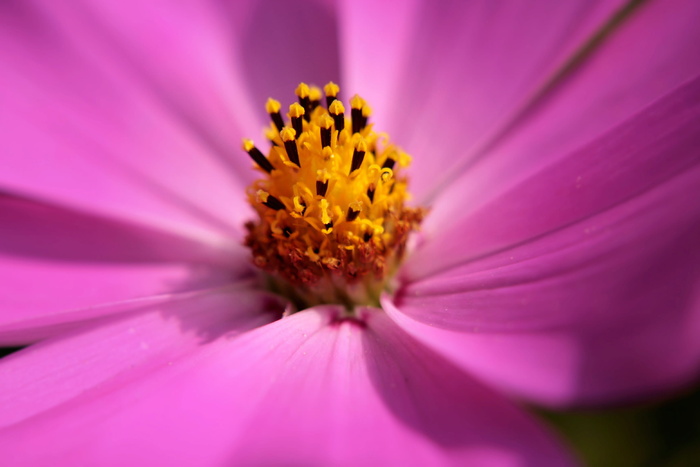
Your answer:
[540,385,700,466]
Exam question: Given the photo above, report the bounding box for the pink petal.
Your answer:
[0,287,282,429]
[75,0,343,140]
[338,0,629,198]
[408,72,700,280]
[0,308,573,466]
[53,0,265,145]
[0,195,248,344]
[391,80,700,404]
[0,1,257,244]
[386,292,700,408]
[400,166,700,333]
[234,0,342,114]
[427,0,700,220]
[384,302,582,408]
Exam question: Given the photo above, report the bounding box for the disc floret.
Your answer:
[243,83,424,310]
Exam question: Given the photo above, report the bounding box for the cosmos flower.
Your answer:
[1,0,700,465]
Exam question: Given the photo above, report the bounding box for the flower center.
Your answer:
[243,83,424,312]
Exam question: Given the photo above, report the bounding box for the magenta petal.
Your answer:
[0,308,573,466]
[339,0,628,198]
[236,0,341,113]
[0,287,281,429]
[395,76,700,405]
[401,165,700,331]
[392,165,700,404]
[0,1,255,243]
[386,291,700,407]
[427,0,700,217]
[0,195,247,344]
[384,301,584,407]
[409,73,700,280]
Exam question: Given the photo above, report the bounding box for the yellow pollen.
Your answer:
[320,114,334,130]
[243,82,425,307]
[324,82,340,98]
[265,98,281,114]
[280,127,297,142]
[257,190,271,203]
[329,99,345,115]
[242,138,256,152]
[309,86,322,102]
[288,103,305,119]
[295,83,311,99]
[350,94,365,110]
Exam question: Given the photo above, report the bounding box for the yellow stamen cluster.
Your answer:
[243,82,424,307]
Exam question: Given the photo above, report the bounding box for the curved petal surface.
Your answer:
[0,0,255,244]
[38,0,344,159]
[0,287,282,429]
[427,0,700,225]
[0,308,573,466]
[408,72,700,280]
[338,0,629,198]
[390,163,700,405]
[396,74,700,405]
[0,195,248,345]
[233,0,342,118]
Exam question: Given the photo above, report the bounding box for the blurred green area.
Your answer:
[540,384,700,467]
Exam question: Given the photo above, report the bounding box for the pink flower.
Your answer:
[1,0,700,465]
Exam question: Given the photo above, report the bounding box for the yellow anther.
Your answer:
[257,190,270,203]
[362,104,372,117]
[355,137,368,152]
[350,94,365,109]
[329,100,345,115]
[242,138,255,152]
[288,103,305,118]
[295,83,310,99]
[324,82,340,98]
[265,127,277,140]
[347,201,363,221]
[280,127,297,142]
[320,114,334,129]
[265,98,281,114]
[309,86,322,102]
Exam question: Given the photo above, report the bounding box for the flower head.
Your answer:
[244,83,424,308]
[1,0,700,465]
